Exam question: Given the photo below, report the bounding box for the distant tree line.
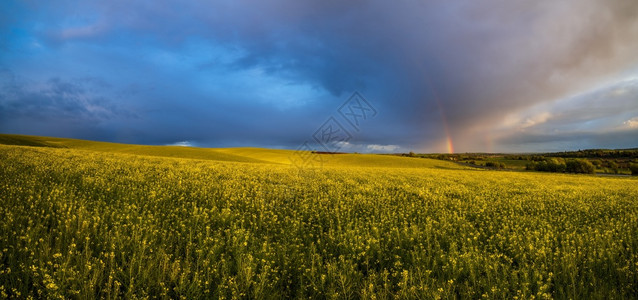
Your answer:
[549,149,638,159]
[526,158,596,174]
[403,151,638,175]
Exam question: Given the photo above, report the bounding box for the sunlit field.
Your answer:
[1,136,637,299]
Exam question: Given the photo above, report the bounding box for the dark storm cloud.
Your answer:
[0,75,125,122]
[0,72,139,140]
[1,0,637,151]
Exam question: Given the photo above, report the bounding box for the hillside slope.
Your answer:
[0,134,466,169]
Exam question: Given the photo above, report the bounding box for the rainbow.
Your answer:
[421,72,454,154]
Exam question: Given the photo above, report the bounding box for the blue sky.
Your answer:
[1,0,637,153]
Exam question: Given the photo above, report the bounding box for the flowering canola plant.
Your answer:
[0,144,637,299]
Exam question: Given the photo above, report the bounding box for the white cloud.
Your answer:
[166,141,193,147]
[521,112,552,129]
[624,117,638,129]
[366,144,399,152]
[329,141,400,153]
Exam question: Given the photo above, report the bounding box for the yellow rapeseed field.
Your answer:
[0,138,637,299]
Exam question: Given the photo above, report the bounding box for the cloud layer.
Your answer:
[1,0,637,152]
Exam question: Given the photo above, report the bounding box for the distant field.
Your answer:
[1,135,637,299]
[418,151,638,175]
[0,134,465,169]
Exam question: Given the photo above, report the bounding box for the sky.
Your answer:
[1,0,637,153]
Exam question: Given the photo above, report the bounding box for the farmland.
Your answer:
[1,135,637,299]
[416,151,638,175]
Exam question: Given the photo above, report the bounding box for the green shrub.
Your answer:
[485,161,505,169]
[607,161,619,174]
[528,158,566,173]
[566,159,595,174]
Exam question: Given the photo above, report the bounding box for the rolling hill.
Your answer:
[0,134,467,169]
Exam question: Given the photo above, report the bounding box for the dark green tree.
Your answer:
[566,159,595,174]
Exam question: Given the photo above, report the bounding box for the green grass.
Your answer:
[480,158,529,170]
[1,135,637,299]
